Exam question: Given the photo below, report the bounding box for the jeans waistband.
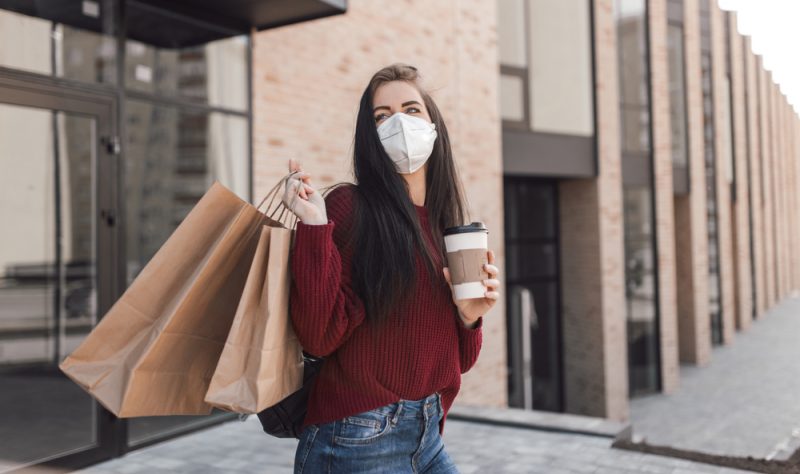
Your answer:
[368,392,441,421]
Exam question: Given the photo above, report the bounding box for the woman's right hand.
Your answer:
[282,159,328,225]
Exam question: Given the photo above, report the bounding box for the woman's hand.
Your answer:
[282,159,328,225]
[442,249,500,328]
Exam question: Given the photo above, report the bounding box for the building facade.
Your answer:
[0,0,799,471]
[0,0,345,471]
[252,0,800,422]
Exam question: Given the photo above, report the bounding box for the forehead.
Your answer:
[372,81,424,108]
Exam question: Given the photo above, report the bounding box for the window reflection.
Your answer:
[623,187,659,394]
[124,101,248,283]
[616,0,651,154]
[668,23,689,167]
[700,0,724,345]
[124,100,248,443]
[0,104,98,467]
[0,6,117,85]
[125,35,247,111]
[616,0,661,396]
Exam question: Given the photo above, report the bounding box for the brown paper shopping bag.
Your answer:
[204,215,303,413]
[58,177,293,417]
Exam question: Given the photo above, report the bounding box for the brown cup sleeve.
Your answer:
[446,248,489,284]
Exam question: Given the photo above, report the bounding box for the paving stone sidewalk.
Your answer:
[630,294,800,460]
[76,415,753,473]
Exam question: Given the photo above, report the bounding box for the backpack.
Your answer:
[245,354,324,438]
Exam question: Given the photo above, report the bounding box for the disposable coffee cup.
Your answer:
[444,222,489,300]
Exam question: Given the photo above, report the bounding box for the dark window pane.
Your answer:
[504,181,557,240]
[622,186,659,395]
[507,242,558,281]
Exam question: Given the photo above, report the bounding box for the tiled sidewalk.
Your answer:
[76,415,752,473]
[630,294,800,460]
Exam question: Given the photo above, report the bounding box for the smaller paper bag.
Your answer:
[204,219,303,413]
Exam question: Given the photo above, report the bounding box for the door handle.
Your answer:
[100,209,116,227]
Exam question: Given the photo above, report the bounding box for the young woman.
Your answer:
[281,63,501,473]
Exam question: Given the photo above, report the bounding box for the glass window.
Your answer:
[528,0,594,136]
[125,5,248,112]
[616,0,651,154]
[0,103,100,467]
[124,99,248,442]
[668,23,688,167]
[700,0,723,345]
[623,186,659,395]
[720,76,734,183]
[0,4,117,85]
[616,0,660,396]
[124,101,248,282]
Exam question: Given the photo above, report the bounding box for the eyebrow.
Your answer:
[373,100,423,113]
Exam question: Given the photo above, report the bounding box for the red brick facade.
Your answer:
[251,0,800,421]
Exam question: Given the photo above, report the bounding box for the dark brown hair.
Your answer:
[345,63,470,326]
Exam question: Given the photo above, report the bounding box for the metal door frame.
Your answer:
[0,70,122,470]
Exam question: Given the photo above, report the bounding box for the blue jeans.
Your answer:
[293,392,459,473]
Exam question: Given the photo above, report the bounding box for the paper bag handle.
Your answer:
[255,171,301,230]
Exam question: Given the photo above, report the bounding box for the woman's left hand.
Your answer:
[443,249,500,329]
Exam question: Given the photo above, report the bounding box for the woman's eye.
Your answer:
[406,107,421,114]
[375,114,387,123]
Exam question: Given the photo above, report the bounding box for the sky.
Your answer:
[718,0,800,115]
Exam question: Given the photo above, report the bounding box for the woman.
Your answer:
[281,63,501,473]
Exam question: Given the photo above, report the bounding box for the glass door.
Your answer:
[504,177,564,412]
[0,80,117,472]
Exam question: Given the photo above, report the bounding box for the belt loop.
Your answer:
[391,401,403,426]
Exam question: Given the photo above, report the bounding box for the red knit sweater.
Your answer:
[289,184,483,436]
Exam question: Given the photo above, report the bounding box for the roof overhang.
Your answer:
[0,0,347,48]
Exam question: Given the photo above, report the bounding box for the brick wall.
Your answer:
[251,0,507,408]
[708,1,736,345]
[743,37,766,319]
[675,0,712,365]
[727,13,753,331]
[248,0,800,422]
[750,53,772,317]
[559,0,628,421]
[761,68,776,308]
[649,0,680,391]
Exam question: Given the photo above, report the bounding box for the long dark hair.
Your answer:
[325,63,470,327]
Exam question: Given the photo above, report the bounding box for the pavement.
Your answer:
[66,295,800,473]
[630,294,800,460]
[74,415,754,473]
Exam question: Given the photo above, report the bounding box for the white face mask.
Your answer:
[376,112,437,174]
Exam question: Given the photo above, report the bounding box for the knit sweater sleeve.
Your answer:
[289,185,366,357]
[456,313,483,374]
